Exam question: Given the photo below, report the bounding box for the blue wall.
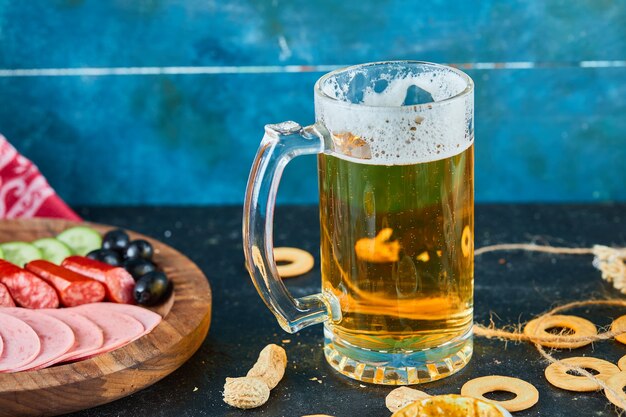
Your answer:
[0,0,624,205]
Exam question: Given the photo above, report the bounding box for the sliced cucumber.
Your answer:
[0,246,4,259]
[0,242,42,267]
[33,238,73,265]
[57,226,102,256]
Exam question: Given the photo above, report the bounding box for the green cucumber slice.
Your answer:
[0,246,4,260]
[0,242,42,266]
[33,238,73,265]
[57,226,102,256]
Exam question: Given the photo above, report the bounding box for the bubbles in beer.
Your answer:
[316,65,473,166]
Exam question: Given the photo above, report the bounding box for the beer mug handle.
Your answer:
[243,121,333,333]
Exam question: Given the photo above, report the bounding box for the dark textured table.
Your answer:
[63,204,626,417]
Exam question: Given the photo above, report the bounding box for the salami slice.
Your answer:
[62,256,135,304]
[0,312,41,372]
[0,260,59,309]
[2,308,75,372]
[78,302,162,341]
[26,260,106,307]
[70,307,143,361]
[38,309,104,366]
[0,333,3,358]
[0,282,15,307]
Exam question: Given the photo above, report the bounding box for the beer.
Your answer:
[243,60,474,385]
[319,140,474,383]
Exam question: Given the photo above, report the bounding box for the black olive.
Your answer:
[102,229,130,252]
[125,239,154,260]
[133,271,171,306]
[124,258,157,280]
[86,249,122,266]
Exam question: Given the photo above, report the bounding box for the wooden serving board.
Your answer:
[0,218,212,417]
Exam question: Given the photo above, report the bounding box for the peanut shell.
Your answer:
[223,377,270,409]
[386,386,431,412]
[247,344,287,389]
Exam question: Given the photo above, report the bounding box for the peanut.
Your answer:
[223,377,270,409]
[386,386,431,412]
[223,344,288,409]
[246,344,288,389]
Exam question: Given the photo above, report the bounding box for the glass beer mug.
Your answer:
[243,61,474,385]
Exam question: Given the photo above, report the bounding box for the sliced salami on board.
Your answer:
[0,260,59,309]
[38,309,104,366]
[82,302,162,341]
[0,218,210,417]
[0,312,41,372]
[2,308,74,372]
[69,308,144,361]
[62,256,135,304]
[0,283,15,307]
[26,260,106,307]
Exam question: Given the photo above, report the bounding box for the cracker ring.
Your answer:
[273,247,314,278]
[604,371,626,409]
[610,315,626,345]
[545,357,620,392]
[619,355,626,371]
[461,375,539,412]
[523,314,596,349]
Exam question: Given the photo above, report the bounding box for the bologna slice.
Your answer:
[2,308,74,372]
[26,260,106,307]
[38,309,104,366]
[0,311,41,372]
[69,307,143,361]
[0,260,59,309]
[79,302,161,341]
[0,282,15,307]
[62,256,135,304]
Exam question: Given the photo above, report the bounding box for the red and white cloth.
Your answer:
[0,135,81,221]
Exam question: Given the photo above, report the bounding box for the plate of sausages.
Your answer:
[0,218,212,417]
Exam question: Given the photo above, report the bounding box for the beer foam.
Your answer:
[315,66,473,165]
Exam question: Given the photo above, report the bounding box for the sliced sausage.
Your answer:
[0,259,59,309]
[2,308,74,372]
[38,309,104,366]
[0,282,15,307]
[62,256,135,304]
[0,311,41,372]
[70,307,143,361]
[26,260,106,307]
[78,302,161,341]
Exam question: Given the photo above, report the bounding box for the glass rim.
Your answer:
[314,60,474,110]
